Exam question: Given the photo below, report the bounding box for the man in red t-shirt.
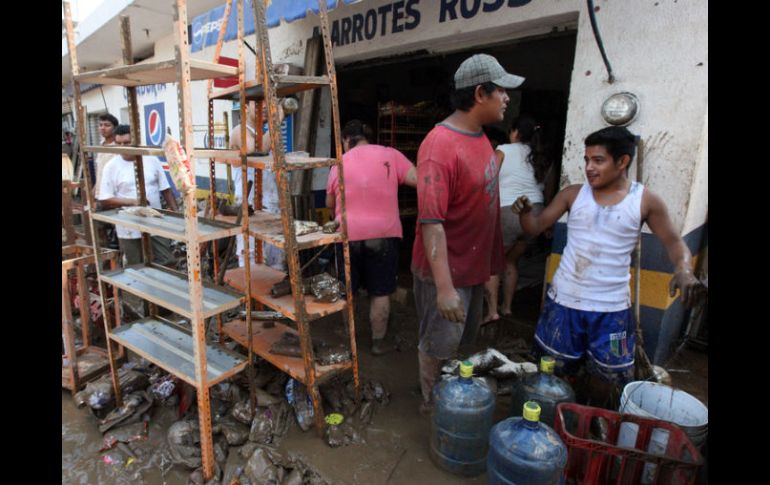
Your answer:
[327,120,417,355]
[412,54,524,415]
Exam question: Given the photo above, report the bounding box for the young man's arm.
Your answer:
[512,184,581,236]
[642,190,701,306]
[404,166,417,188]
[162,188,178,211]
[99,197,138,209]
[421,223,465,322]
[325,166,338,215]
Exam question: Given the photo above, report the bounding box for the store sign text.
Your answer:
[330,0,533,47]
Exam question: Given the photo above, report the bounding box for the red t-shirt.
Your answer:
[327,144,413,241]
[411,124,504,288]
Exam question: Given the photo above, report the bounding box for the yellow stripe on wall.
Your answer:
[544,253,701,311]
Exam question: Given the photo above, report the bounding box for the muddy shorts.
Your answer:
[336,237,399,296]
[501,203,543,248]
[414,276,484,360]
[533,296,635,385]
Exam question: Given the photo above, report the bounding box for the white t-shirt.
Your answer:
[498,143,544,206]
[97,156,170,239]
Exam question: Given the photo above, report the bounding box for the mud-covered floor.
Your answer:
[62,283,708,484]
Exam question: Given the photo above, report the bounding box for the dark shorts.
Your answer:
[414,276,484,360]
[533,296,635,385]
[336,237,399,296]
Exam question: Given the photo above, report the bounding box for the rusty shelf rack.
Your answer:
[216,212,343,250]
[74,58,237,86]
[64,1,252,480]
[92,208,241,243]
[204,0,360,437]
[62,244,121,393]
[82,144,240,159]
[224,263,347,321]
[100,265,244,319]
[223,319,352,385]
[209,75,330,101]
[110,318,247,387]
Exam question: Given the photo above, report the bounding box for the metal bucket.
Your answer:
[619,381,708,449]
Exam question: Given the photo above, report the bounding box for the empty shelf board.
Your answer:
[92,208,240,243]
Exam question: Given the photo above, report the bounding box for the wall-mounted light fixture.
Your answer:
[601,92,639,126]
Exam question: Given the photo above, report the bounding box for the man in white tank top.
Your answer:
[511,126,701,406]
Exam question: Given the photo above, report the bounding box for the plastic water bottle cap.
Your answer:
[523,401,541,422]
[540,356,556,374]
[325,413,344,426]
[459,361,474,378]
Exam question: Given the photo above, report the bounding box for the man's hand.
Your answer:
[437,287,465,323]
[669,270,703,307]
[511,195,533,215]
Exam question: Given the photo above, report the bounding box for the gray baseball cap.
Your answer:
[454,54,525,90]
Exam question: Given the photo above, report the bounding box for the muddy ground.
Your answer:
[62,282,707,484]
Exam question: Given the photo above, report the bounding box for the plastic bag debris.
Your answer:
[168,420,203,469]
[441,348,537,379]
[163,133,195,196]
[214,416,250,446]
[307,273,342,303]
[285,379,314,432]
[211,382,244,404]
[149,375,177,402]
[244,446,329,485]
[98,391,153,433]
[249,401,292,444]
[75,368,149,411]
[324,419,363,448]
[314,343,351,366]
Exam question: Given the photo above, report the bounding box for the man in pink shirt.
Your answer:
[327,120,417,355]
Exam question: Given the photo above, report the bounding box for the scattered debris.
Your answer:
[248,401,292,444]
[442,348,537,379]
[294,220,321,236]
[322,220,339,233]
[74,368,150,413]
[98,391,153,433]
[285,379,314,432]
[119,206,163,218]
[243,446,328,485]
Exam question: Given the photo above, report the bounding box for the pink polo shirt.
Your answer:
[327,144,413,242]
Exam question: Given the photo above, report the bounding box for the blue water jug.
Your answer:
[430,360,496,476]
[488,401,568,485]
[511,356,575,427]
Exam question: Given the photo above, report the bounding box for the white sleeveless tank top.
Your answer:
[549,181,644,312]
[497,143,544,206]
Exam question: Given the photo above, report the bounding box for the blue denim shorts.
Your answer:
[533,296,635,385]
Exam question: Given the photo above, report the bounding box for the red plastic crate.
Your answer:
[554,403,703,485]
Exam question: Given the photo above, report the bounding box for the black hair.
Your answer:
[483,125,508,148]
[98,113,119,127]
[450,82,497,112]
[341,120,373,146]
[511,115,551,183]
[114,124,131,136]
[584,126,637,164]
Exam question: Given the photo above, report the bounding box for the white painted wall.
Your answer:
[561,0,708,235]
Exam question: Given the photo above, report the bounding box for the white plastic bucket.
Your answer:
[619,381,708,448]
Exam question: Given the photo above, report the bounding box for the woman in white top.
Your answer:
[484,115,552,322]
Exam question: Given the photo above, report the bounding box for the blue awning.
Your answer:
[191,0,360,53]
